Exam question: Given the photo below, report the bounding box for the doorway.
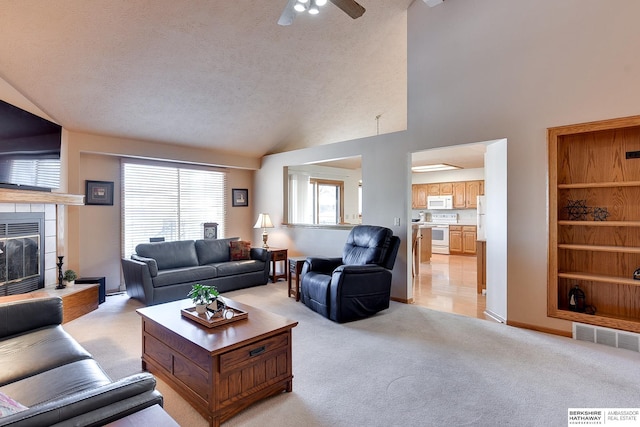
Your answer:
[409,139,507,321]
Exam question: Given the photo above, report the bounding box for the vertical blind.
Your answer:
[121,161,227,257]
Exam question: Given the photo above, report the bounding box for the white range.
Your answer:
[424,213,458,255]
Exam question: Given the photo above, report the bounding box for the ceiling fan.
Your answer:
[278,0,366,26]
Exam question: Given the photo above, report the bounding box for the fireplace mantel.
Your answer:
[0,189,84,205]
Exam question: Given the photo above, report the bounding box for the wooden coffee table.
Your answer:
[136,298,298,427]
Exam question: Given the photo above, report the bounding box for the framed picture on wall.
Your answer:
[232,188,249,207]
[86,180,114,205]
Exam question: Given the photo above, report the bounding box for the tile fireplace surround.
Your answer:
[0,189,84,289]
[0,203,57,287]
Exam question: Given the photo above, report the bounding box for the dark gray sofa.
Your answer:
[0,296,163,427]
[121,237,270,305]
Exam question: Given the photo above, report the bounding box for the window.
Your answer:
[122,161,226,257]
[310,178,344,225]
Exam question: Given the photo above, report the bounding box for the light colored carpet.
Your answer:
[64,281,640,426]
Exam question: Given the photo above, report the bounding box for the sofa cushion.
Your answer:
[0,359,111,407]
[0,391,27,417]
[195,238,239,265]
[214,260,265,277]
[151,265,217,288]
[230,240,251,261]
[136,240,199,270]
[0,325,92,386]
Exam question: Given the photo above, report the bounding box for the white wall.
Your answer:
[256,0,640,333]
[484,140,508,322]
[257,132,409,296]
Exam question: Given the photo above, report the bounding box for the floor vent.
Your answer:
[573,323,640,352]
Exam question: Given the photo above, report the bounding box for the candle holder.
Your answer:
[56,256,65,289]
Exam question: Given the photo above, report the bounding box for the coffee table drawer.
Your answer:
[220,332,289,373]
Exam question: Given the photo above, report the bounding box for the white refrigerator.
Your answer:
[477,195,487,240]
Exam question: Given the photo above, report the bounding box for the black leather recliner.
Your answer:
[299,225,401,323]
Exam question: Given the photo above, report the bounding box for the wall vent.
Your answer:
[573,323,640,352]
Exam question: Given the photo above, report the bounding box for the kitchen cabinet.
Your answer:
[452,182,466,209]
[462,227,477,254]
[548,115,640,334]
[449,225,477,255]
[412,184,428,209]
[477,240,486,294]
[449,226,463,253]
[439,182,453,195]
[411,225,432,276]
[465,181,484,208]
[427,184,440,196]
[412,180,484,209]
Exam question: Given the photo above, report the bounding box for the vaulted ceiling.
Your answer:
[0,0,412,158]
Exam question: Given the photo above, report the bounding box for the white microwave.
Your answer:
[427,195,453,210]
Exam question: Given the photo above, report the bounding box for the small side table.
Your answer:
[288,257,306,301]
[267,248,288,283]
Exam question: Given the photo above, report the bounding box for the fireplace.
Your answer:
[0,213,45,296]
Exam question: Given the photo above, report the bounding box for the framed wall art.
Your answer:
[86,180,114,206]
[232,188,248,207]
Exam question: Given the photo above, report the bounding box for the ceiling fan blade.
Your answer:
[329,0,366,19]
[278,0,299,26]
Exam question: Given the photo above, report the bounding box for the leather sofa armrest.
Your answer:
[0,297,62,339]
[302,257,343,276]
[0,373,162,427]
[121,259,155,305]
[131,254,158,277]
[250,247,269,262]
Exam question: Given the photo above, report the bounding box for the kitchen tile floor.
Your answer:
[413,253,489,320]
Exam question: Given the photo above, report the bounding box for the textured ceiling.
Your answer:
[0,0,412,158]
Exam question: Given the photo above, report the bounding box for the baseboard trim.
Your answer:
[507,320,572,338]
[484,309,505,323]
[391,296,413,304]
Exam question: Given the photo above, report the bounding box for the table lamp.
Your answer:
[254,213,274,248]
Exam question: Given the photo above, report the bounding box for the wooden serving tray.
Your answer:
[181,303,248,328]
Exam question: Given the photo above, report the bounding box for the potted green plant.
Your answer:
[188,284,219,314]
[63,269,78,286]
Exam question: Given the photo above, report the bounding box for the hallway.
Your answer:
[413,253,487,320]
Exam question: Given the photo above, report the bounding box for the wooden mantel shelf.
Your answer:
[0,189,84,205]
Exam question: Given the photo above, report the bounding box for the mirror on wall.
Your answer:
[284,156,362,226]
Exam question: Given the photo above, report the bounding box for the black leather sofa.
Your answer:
[121,237,270,305]
[300,225,401,323]
[0,297,163,426]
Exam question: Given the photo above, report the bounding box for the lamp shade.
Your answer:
[254,213,274,229]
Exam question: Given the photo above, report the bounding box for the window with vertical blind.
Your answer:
[121,161,227,257]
